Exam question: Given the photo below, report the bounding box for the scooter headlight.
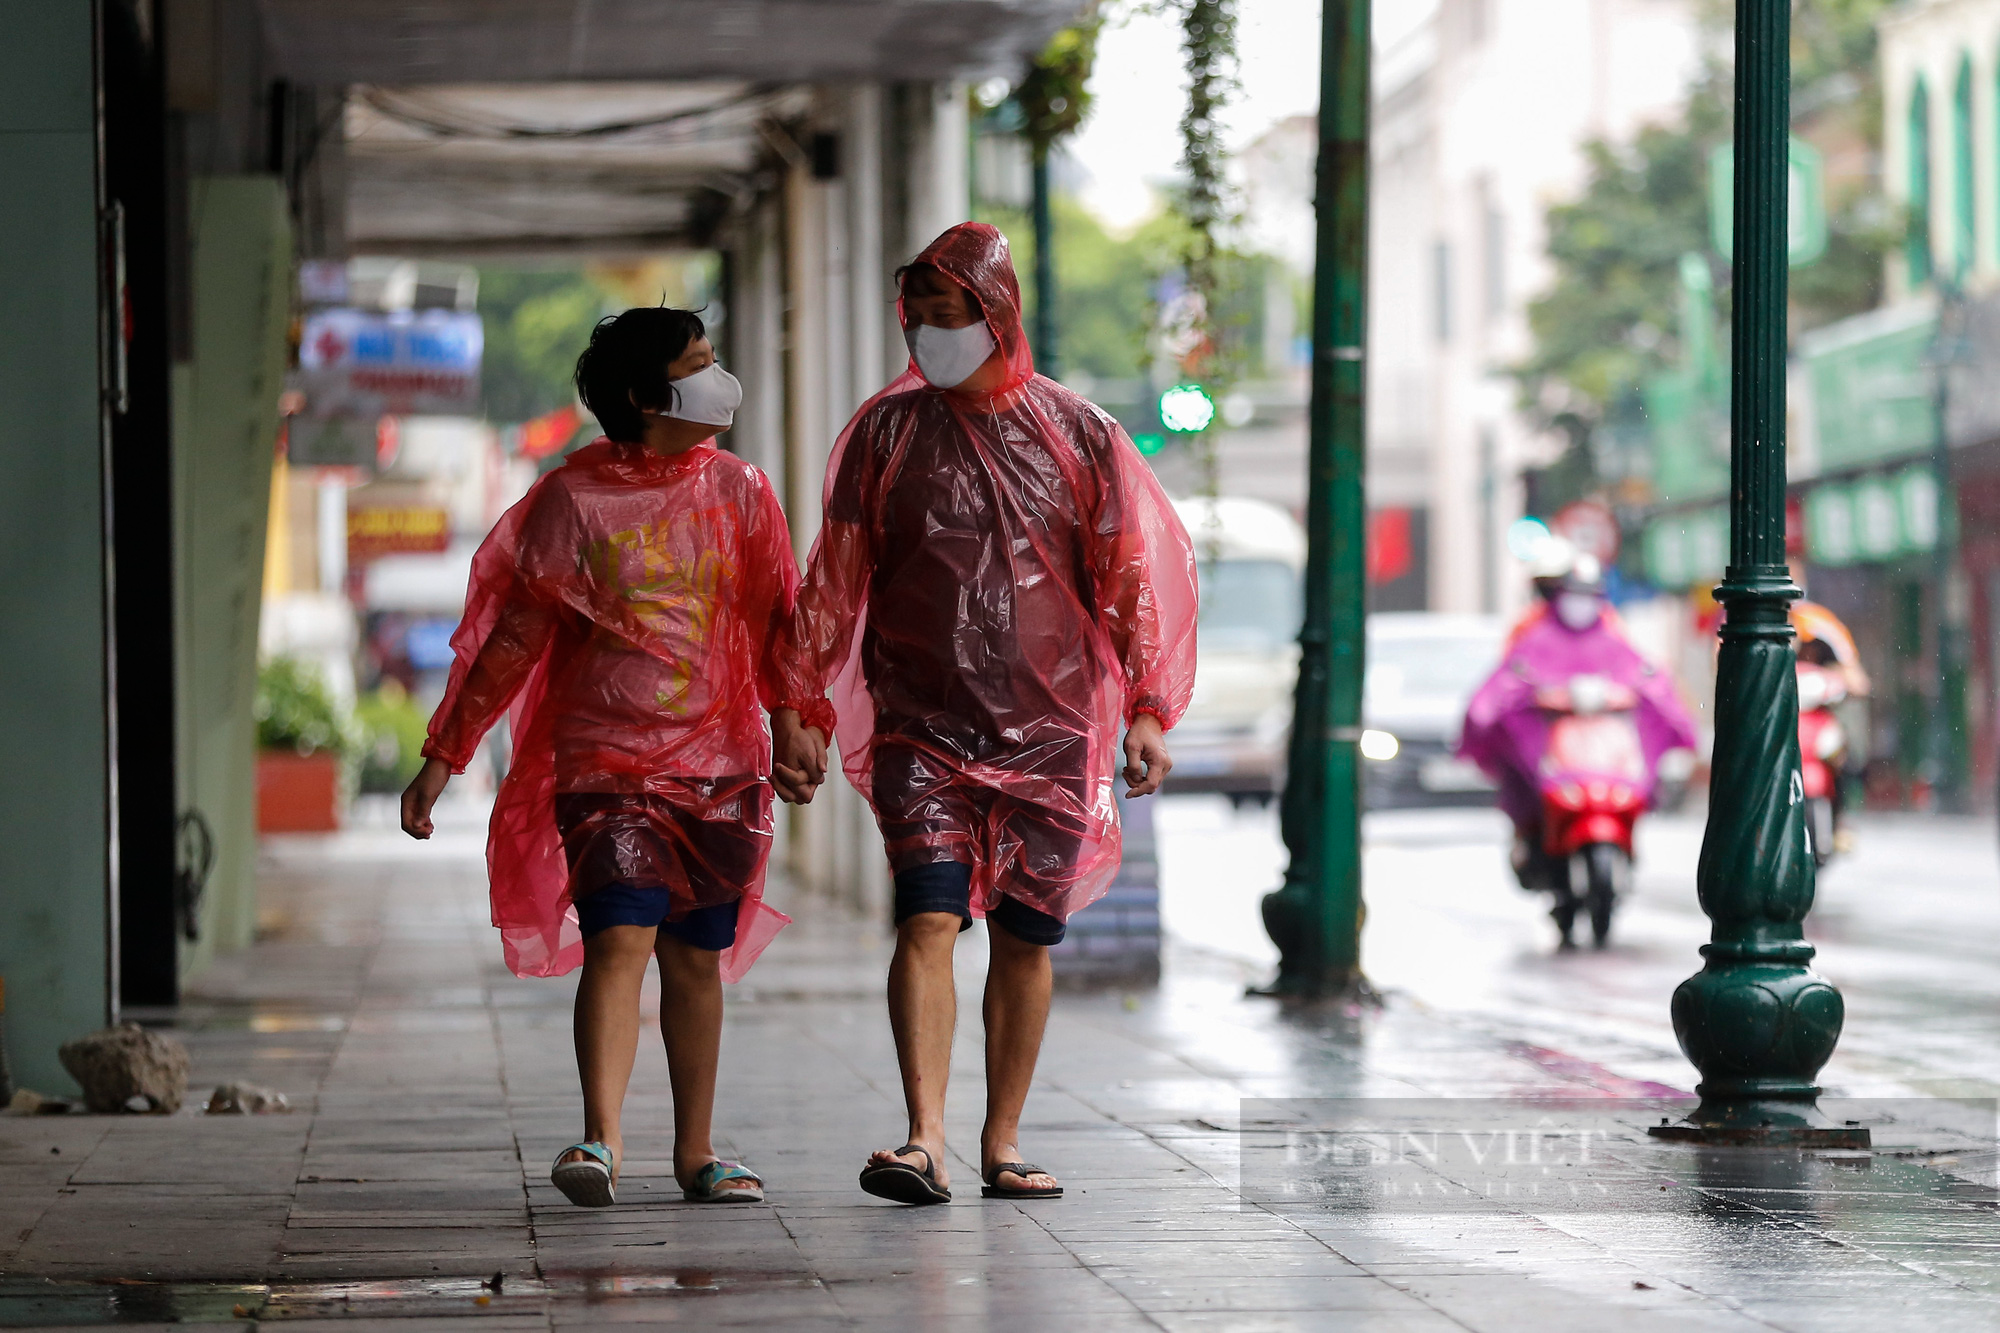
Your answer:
[1359,729,1400,761]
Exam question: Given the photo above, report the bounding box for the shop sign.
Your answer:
[1801,465,1938,566]
[1797,302,1935,473]
[297,308,483,419]
[1643,506,1728,589]
[348,506,451,563]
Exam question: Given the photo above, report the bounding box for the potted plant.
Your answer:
[254,657,360,833]
[355,678,431,794]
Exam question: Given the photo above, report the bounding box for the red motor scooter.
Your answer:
[1795,659,1847,867]
[1535,673,1650,947]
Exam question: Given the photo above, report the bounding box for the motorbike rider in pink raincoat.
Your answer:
[1460,543,1698,944]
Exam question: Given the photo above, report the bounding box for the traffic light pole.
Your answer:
[1262,0,1368,998]
[1031,146,1058,380]
[1650,0,1862,1148]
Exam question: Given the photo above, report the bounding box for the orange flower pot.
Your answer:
[256,750,342,833]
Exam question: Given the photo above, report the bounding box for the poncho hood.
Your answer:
[903,221,1037,396]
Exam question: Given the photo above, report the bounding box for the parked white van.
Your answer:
[1165,497,1306,804]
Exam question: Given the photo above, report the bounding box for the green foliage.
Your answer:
[477,268,618,424]
[1521,109,1725,438]
[1791,0,1896,95]
[973,196,1270,384]
[1520,0,1897,481]
[994,197,1156,378]
[255,658,361,759]
[1017,13,1101,159]
[354,683,430,793]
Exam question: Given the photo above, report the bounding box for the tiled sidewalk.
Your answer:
[1,811,1995,1331]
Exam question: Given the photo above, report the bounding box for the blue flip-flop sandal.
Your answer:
[551,1141,616,1207]
[683,1159,763,1203]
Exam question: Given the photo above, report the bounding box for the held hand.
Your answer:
[401,756,452,839]
[771,708,829,805]
[1122,714,1172,798]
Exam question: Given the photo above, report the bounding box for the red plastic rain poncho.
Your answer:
[423,438,794,981]
[777,222,1199,922]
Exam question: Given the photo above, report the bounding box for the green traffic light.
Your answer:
[1158,383,1215,433]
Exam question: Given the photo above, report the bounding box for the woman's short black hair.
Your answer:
[894,262,983,317]
[573,307,706,443]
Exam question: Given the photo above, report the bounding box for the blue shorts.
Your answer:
[893,861,1066,946]
[574,884,739,951]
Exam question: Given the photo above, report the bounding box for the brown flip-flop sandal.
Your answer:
[981,1161,1063,1199]
[859,1144,952,1205]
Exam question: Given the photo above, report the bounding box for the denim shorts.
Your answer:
[573,884,739,951]
[893,861,1066,946]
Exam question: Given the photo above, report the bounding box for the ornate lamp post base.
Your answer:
[1648,1114,1869,1149]
[1647,575,1870,1149]
[1648,945,1868,1147]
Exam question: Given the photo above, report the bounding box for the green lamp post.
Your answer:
[1649,0,1864,1148]
[1261,0,1369,998]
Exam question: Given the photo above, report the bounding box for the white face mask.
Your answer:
[657,362,743,428]
[1555,591,1604,631]
[905,320,997,388]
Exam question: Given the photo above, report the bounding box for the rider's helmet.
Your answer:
[1530,537,1607,630]
[1528,534,1578,595]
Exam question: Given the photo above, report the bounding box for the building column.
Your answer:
[173,176,293,972]
[907,80,970,254]
[0,4,115,1093]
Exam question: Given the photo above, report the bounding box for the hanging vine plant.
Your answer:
[1169,0,1241,502]
[1177,0,1238,308]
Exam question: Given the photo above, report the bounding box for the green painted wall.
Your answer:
[176,178,292,975]
[0,2,111,1095]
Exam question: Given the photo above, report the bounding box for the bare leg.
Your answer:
[567,924,658,1176]
[866,912,962,1188]
[980,922,1058,1192]
[655,935,756,1196]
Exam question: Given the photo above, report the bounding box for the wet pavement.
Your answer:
[1159,799,2000,1100]
[0,795,1995,1330]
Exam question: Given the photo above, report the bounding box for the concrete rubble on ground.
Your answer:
[203,1082,292,1115]
[54,1023,190,1114]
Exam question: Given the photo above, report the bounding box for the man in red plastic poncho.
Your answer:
[772,223,1198,1204]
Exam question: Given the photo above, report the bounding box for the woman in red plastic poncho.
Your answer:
[771,223,1198,1204]
[401,309,795,1209]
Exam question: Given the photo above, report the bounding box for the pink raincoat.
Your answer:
[1458,603,1698,830]
[424,438,794,981]
[777,222,1199,921]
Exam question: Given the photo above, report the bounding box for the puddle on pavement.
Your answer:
[121,1006,350,1034]
[0,1271,822,1323]
[247,1013,349,1033]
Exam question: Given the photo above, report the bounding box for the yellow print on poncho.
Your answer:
[583,509,738,716]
